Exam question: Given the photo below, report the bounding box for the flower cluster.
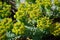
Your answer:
[0,2,11,18]
[54,0,60,5]
[0,18,13,40]
[14,2,43,27]
[36,0,51,6]
[52,22,60,36]
[37,17,52,31]
[12,22,26,35]
[14,2,42,20]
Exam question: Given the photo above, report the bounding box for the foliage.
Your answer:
[36,0,60,18]
[26,0,36,3]
[0,2,2,9]
[13,0,60,39]
[0,0,60,40]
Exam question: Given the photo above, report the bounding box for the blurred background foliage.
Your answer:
[0,0,60,40]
